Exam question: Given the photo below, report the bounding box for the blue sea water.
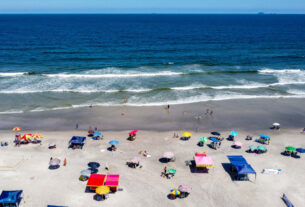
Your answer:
[0,14,305,113]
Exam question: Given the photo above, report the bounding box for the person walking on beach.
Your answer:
[210,109,214,116]
[75,123,78,129]
[63,158,67,166]
[205,109,209,116]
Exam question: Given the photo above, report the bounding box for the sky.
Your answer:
[1,0,305,14]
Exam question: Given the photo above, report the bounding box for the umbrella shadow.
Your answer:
[159,158,170,163]
[221,163,236,181]
[48,165,60,170]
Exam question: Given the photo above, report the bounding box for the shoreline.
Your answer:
[0,98,304,131]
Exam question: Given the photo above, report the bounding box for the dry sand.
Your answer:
[0,128,304,207]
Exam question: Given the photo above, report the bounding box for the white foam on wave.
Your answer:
[0,72,27,77]
[44,71,183,78]
[259,68,303,74]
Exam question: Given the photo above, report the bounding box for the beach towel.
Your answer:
[262,169,281,175]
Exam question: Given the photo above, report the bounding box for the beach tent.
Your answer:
[234,164,256,176]
[104,174,120,192]
[0,190,23,206]
[194,156,213,168]
[86,174,106,190]
[227,155,248,165]
[69,136,86,149]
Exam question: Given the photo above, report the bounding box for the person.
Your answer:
[301,128,305,133]
[173,132,176,138]
[50,157,53,161]
[205,109,210,116]
[161,166,167,177]
[267,139,270,145]
[63,158,67,166]
[143,151,148,157]
[75,123,78,129]
[89,104,93,108]
[124,96,128,103]
[167,104,170,109]
[210,109,214,116]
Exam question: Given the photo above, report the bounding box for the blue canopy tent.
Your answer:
[0,190,23,206]
[69,136,86,149]
[227,155,256,181]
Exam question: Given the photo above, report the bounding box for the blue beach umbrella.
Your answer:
[109,140,119,145]
[231,131,238,136]
[296,148,305,153]
[259,134,270,139]
[211,132,221,136]
[93,132,102,136]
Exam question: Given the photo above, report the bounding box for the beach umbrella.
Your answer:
[273,123,280,126]
[211,132,221,136]
[200,137,208,142]
[129,130,138,135]
[233,141,243,147]
[259,134,270,139]
[182,132,192,137]
[80,169,91,177]
[285,146,296,152]
[33,134,43,139]
[170,189,181,196]
[109,140,119,145]
[96,186,110,195]
[88,162,100,169]
[231,131,238,136]
[12,127,21,131]
[49,158,60,166]
[21,134,33,140]
[88,168,98,174]
[93,132,101,137]
[296,148,305,153]
[168,169,176,174]
[249,146,256,150]
[178,185,192,193]
[257,146,266,151]
[130,157,141,163]
[49,142,56,147]
[163,152,174,159]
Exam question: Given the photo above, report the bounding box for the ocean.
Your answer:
[0,14,305,113]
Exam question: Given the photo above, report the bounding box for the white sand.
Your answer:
[0,129,304,207]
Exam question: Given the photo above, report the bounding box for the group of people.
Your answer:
[160,166,174,179]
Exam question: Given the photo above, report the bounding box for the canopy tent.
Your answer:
[194,156,213,167]
[210,137,219,143]
[0,190,23,205]
[233,164,256,175]
[104,174,120,187]
[259,134,270,139]
[227,155,248,165]
[86,174,106,187]
[69,136,86,144]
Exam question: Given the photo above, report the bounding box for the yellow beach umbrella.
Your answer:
[96,186,110,195]
[12,127,21,131]
[182,132,192,137]
[170,189,181,195]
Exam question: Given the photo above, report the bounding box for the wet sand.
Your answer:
[0,98,304,131]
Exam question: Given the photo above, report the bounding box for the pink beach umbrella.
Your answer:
[129,130,138,135]
[163,152,174,159]
[130,157,141,163]
[178,185,192,193]
[233,141,243,147]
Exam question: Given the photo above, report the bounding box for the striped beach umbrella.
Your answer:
[12,127,21,131]
[170,189,181,196]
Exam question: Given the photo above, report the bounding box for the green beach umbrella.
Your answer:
[257,146,266,151]
[200,137,208,142]
[168,169,176,174]
[285,146,296,152]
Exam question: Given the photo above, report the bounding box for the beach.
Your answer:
[0,128,304,207]
[0,99,305,207]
